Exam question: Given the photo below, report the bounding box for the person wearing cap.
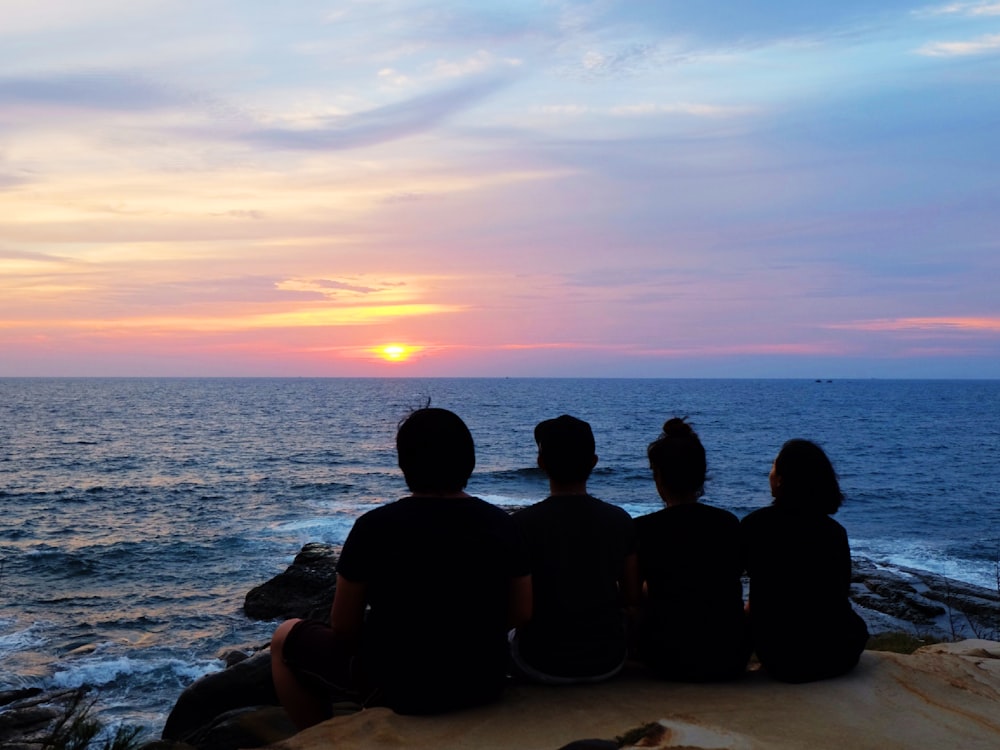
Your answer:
[510,414,639,683]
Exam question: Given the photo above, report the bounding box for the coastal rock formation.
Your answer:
[243,542,339,622]
[851,557,1000,638]
[161,651,280,743]
[244,542,1000,640]
[0,687,79,750]
[270,640,1000,750]
[6,543,999,750]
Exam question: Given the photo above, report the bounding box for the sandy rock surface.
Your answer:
[269,640,1000,750]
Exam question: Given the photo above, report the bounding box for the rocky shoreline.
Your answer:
[3,542,998,750]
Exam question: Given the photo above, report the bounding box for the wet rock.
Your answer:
[243,542,339,622]
[162,651,278,744]
[851,557,1000,639]
[0,688,89,750]
[179,705,297,750]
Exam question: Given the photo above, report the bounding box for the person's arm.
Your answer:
[507,573,533,629]
[329,574,367,646]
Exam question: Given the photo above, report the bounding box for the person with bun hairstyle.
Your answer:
[741,439,868,683]
[634,418,750,681]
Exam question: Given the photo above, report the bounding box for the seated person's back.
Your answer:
[270,408,532,728]
[741,439,868,683]
[635,418,749,681]
[511,415,638,682]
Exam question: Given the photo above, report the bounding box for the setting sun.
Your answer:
[379,344,412,362]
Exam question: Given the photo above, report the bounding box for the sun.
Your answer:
[378,344,412,362]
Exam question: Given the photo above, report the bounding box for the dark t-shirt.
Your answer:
[337,495,530,713]
[512,494,636,677]
[635,503,748,679]
[740,505,868,682]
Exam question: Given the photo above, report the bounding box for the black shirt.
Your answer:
[513,494,636,677]
[338,495,529,713]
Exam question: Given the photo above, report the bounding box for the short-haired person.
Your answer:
[510,415,639,683]
[635,418,750,681]
[741,439,869,683]
[271,408,532,728]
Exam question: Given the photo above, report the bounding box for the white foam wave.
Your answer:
[271,507,389,545]
[50,653,222,690]
[0,620,49,657]
[852,537,997,590]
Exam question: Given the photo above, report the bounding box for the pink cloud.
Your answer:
[830,317,1000,333]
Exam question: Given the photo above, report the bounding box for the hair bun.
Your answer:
[662,417,693,437]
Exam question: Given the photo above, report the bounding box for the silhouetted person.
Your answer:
[510,415,639,683]
[635,418,750,680]
[271,408,532,728]
[741,439,868,683]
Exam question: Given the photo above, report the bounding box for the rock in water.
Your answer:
[243,542,339,622]
[161,651,280,744]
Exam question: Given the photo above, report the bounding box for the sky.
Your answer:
[1,1,999,378]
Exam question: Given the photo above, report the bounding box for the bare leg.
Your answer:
[271,619,334,730]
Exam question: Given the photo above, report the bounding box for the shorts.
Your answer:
[282,619,373,705]
[508,629,626,685]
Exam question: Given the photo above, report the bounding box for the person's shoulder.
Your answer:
[636,507,667,525]
[359,496,412,518]
[739,505,775,528]
[586,495,634,528]
[512,496,549,521]
[464,495,516,520]
[694,502,740,524]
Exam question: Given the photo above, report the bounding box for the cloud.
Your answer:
[241,75,512,150]
[537,102,755,119]
[50,303,464,332]
[916,33,1000,56]
[276,278,387,297]
[916,2,1000,17]
[830,317,1000,333]
[584,2,919,46]
[0,248,66,262]
[0,72,182,110]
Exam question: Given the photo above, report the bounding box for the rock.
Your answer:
[0,688,44,709]
[266,641,1000,750]
[0,688,91,750]
[219,647,257,668]
[148,544,999,750]
[243,542,339,622]
[851,557,1000,639]
[161,651,278,745]
[179,705,297,750]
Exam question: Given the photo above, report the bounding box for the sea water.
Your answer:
[1,378,998,738]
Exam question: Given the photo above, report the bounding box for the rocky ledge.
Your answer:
[3,543,998,750]
[272,640,1000,750]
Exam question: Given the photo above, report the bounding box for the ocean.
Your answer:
[1,378,998,739]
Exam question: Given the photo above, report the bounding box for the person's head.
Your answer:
[769,438,843,515]
[534,415,597,485]
[396,407,475,494]
[646,417,706,502]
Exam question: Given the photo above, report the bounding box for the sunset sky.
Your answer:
[2,1,999,377]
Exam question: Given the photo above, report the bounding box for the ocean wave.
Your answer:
[851,537,997,590]
[482,466,544,479]
[290,481,356,492]
[0,621,49,658]
[49,651,222,690]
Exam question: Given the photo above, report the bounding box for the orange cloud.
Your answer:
[0,303,464,333]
